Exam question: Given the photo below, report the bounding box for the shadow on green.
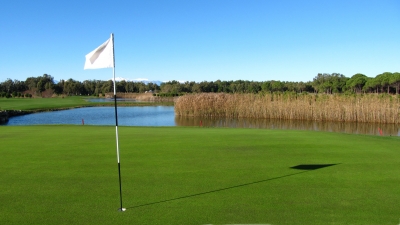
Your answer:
[128,163,340,209]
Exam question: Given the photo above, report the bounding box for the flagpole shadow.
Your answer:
[126,163,339,209]
[126,164,338,209]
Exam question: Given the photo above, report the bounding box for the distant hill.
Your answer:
[139,80,163,86]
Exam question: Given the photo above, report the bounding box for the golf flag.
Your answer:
[83,34,125,211]
[84,35,114,69]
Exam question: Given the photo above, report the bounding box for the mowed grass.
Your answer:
[0,126,399,225]
[0,96,96,111]
[0,96,169,111]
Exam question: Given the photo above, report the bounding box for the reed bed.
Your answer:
[175,93,400,124]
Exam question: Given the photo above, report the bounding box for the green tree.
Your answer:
[389,72,400,94]
[261,81,272,92]
[312,73,329,93]
[346,73,369,93]
[363,77,380,93]
[37,80,45,92]
[375,73,391,93]
[296,82,306,93]
[271,80,284,92]
[101,80,113,94]
[3,78,14,93]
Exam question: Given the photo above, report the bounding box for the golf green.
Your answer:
[0,126,399,224]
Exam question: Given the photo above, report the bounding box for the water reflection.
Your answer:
[175,117,400,136]
[3,106,399,136]
[5,106,175,126]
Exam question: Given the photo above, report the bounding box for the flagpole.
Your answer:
[112,33,125,212]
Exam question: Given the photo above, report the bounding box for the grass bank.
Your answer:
[175,93,400,124]
[0,96,173,112]
[0,126,399,224]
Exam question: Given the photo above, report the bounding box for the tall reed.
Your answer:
[174,93,400,124]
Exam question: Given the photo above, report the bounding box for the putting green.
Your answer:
[0,126,399,224]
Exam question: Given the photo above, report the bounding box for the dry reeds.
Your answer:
[174,93,400,124]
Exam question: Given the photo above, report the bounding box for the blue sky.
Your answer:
[1,0,399,83]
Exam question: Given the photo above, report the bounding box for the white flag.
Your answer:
[84,35,114,69]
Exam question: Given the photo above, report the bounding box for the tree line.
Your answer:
[0,74,161,98]
[1,72,399,98]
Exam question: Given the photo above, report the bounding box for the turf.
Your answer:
[0,126,399,225]
[0,96,172,111]
[0,96,95,110]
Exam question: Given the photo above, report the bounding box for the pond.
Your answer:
[4,106,175,126]
[2,106,399,136]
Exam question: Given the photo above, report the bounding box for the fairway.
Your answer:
[0,96,172,112]
[0,126,399,225]
[0,97,94,111]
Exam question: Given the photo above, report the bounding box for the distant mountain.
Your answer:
[139,80,163,86]
[113,77,163,85]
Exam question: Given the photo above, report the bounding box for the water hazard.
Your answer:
[3,106,399,136]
